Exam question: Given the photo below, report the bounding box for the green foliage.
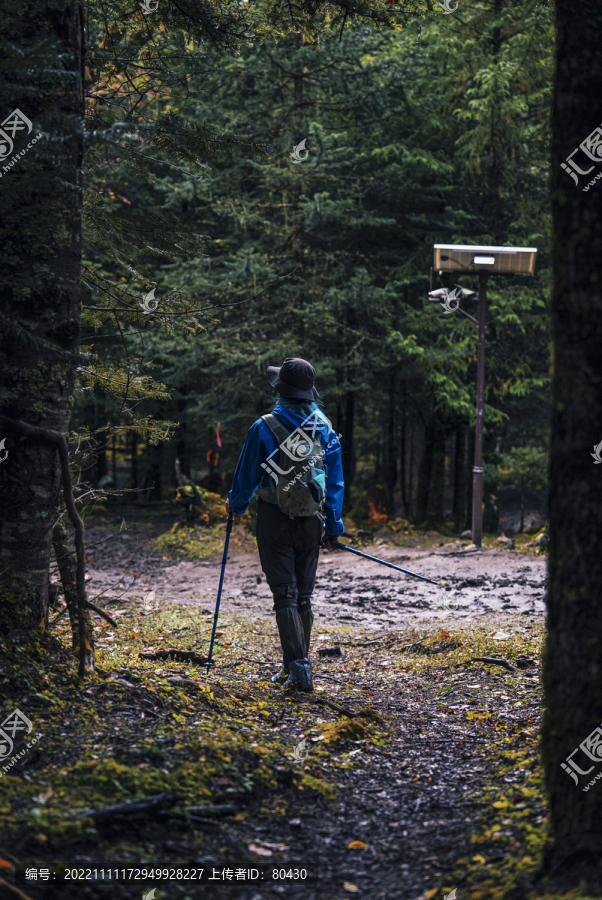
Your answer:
[498,445,548,531]
[498,446,548,492]
[54,0,553,512]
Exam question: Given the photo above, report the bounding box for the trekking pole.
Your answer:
[207,510,234,668]
[332,540,441,585]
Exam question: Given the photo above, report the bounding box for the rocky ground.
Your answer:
[0,513,549,900]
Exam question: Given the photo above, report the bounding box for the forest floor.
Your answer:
[0,508,578,900]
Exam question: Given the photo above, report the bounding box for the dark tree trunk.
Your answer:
[292,31,304,263]
[415,420,434,526]
[147,440,162,500]
[427,419,446,528]
[407,413,415,517]
[342,391,355,509]
[52,521,93,670]
[386,373,397,514]
[453,423,466,532]
[131,431,138,497]
[112,433,117,487]
[0,0,84,640]
[541,0,602,886]
[465,424,475,530]
[400,390,409,517]
[96,440,108,486]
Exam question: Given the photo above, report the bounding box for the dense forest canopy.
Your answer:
[73,0,553,528]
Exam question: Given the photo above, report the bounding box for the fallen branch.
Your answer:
[0,875,36,900]
[400,635,429,653]
[469,657,516,673]
[336,639,384,647]
[69,791,180,823]
[313,697,355,718]
[84,600,117,627]
[184,803,238,817]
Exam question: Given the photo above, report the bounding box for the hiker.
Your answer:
[226,358,344,692]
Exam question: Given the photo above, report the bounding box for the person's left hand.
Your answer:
[225,498,231,513]
[322,538,340,551]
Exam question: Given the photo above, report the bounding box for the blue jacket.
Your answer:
[228,401,345,537]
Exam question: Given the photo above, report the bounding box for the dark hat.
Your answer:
[267,357,319,401]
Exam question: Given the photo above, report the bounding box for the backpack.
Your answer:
[257,412,327,517]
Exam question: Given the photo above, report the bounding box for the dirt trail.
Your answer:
[83,527,546,633]
[35,523,546,900]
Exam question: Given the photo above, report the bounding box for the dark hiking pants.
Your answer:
[256,499,322,668]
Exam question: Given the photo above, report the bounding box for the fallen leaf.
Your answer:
[86,557,94,562]
[0,861,13,870]
[343,883,359,893]
[347,840,367,850]
[493,800,508,809]
[438,631,450,638]
[472,853,486,864]
[248,844,272,856]
[162,556,169,560]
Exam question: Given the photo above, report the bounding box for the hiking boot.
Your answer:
[271,666,290,686]
[284,657,313,692]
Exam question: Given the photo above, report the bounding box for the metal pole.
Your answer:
[207,511,234,667]
[471,272,488,547]
[333,541,440,585]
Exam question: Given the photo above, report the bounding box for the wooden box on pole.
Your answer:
[431,245,537,546]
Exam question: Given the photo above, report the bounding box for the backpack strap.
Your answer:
[261,413,291,445]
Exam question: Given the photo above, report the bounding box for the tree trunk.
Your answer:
[147,440,162,500]
[519,486,525,533]
[400,390,409,517]
[0,0,84,641]
[292,31,304,263]
[112,433,117,487]
[541,0,602,886]
[465,423,475,530]
[453,423,466,532]
[342,391,355,509]
[52,521,94,670]
[386,373,397,514]
[131,430,138,497]
[427,419,446,528]
[415,419,434,526]
[408,412,415,517]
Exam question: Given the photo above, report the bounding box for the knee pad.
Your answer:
[272,583,298,612]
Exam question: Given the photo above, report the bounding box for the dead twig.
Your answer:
[400,635,429,653]
[469,657,516,673]
[313,697,355,718]
[85,600,117,627]
[0,875,36,900]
